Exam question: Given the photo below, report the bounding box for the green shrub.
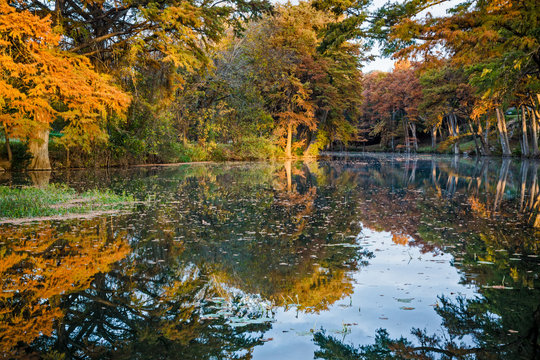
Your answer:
[0,141,32,170]
[233,136,282,160]
[303,131,330,157]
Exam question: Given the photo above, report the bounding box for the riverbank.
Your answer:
[0,184,134,223]
[0,137,284,171]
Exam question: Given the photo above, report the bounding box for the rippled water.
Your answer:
[1,154,539,359]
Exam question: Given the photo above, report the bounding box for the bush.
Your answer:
[0,141,32,170]
[232,136,282,160]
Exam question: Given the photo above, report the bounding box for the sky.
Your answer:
[273,0,461,73]
[362,0,460,72]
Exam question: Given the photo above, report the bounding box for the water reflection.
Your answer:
[0,154,539,359]
[0,219,130,358]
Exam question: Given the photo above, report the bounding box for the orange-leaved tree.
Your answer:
[0,0,130,170]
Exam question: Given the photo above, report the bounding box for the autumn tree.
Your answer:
[0,0,130,169]
[361,62,422,152]
[419,64,477,154]
[165,2,363,159]
[244,2,363,157]
[3,0,271,168]
[372,0,540,157]
[17,0,271,67]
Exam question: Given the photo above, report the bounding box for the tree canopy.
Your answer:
[0,0,539,169]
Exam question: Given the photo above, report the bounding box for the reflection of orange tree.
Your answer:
[211,255,357,314]
[0,219,130,357]
[206,162,367,313]
[273,267,354,313]
[269,162,354,311]
[392,233,409,246]
[274,161,318,240]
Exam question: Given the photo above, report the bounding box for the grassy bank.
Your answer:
[0,184,134,220]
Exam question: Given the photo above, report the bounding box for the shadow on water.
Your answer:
[0,154,539,359]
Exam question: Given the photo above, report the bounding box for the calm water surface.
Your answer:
[1,154,539,359]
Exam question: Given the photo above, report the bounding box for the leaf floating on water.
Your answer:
[482,285,514,290]
[400,307,415,310]
[396,298,414,303]
[323,243,361,248]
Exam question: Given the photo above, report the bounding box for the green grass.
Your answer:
[0,184,134,219]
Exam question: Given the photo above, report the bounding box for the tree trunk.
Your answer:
[403,119,410,153]
[409,122,418,151]
[285,122,293,158]
[521,105,529,157]
[28,127,51,170]
[469,122,480,156]
[431,126,437,149]
[529,106,540,157]
[496,107,511,156]
[483,120,490,154]
[182,126,188,146]
[476,121,490,156]
[448,113,460,155]
[304,130,318,157]
[453,114,460,154]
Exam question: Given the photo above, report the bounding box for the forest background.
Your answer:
[0,0,539,170]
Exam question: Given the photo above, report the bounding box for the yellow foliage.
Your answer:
[0,0,130,148]
[0,219,130,356]
[392,232,409,246]
[273,268,354,313]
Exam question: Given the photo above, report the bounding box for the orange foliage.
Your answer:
[0,0,130,148]
[392,232,409,246]
[0,219,130,357]
[469,195,491,218]
[274,268,354,313]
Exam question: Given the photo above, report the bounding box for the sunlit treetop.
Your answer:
[0,0,130,152]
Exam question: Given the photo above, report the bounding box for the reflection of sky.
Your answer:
[251,225,477,359]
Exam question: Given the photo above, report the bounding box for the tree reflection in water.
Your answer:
[313,154,540,360]
[0,155,539,359]
[0,218,130,359]
[313,294,539,359]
